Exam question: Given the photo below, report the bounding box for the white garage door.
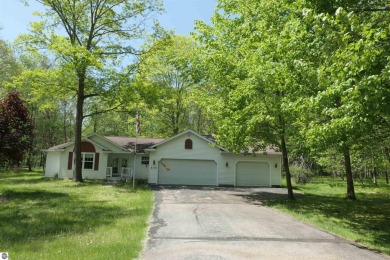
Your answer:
[158,159,217,186]
[236,161,270,187]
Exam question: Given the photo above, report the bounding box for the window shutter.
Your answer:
[67,152,73,170]
[94,153,99,171]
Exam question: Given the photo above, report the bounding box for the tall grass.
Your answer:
[0,170,153,259]
[266,177,390,255]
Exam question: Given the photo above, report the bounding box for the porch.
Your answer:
[106,153,133,180]
[106,166,133,181]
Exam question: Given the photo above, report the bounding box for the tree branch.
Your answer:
[83,103,122,119]
[354,6,389,13]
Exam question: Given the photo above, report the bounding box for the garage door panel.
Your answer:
[158,159,217,186]
[236,162,270,187]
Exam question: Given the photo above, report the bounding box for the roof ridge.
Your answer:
[105,136,165,139]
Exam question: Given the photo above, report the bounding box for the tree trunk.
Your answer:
[384,147,390,185]
[281,134,294,199]
[27,154,32,172]
[372,166,378,185]
[73,73,85,182]
[342,145,356,200]
[63,101,68,142]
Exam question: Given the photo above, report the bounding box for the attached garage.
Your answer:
[236,161,270,187]
[158,159,217,186]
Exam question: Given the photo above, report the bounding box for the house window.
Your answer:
[141,156,149,165]
[185,139,193,149]
[82,153,94,170]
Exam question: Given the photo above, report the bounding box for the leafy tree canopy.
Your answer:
[0,92,34,165]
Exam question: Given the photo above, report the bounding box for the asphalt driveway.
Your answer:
[141,187,387,260]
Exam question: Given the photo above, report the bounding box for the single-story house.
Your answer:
[44,129,282,187]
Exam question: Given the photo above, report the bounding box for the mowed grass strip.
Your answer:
[265,177,390,256]
[0,170,153,259]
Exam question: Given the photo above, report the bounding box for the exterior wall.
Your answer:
[59,145,73,178]
[134,154,149,179]
[221,153,282,186]
[44,152,61,177]
[49,143,109,180]
[148,132,226,185]
[148,132,282,186]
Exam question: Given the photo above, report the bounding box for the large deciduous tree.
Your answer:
[0,39,21,98]
[0,92,34,166]
[20,0,163,181]
[304,7,390,200]
[195,0,390,200]
[134,35,207,137]
[195,0,317,199]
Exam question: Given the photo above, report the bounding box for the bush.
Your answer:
[295,173,309,184]
[290,165,313,184]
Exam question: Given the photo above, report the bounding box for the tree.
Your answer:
[10,52,79,169]
[0,39,21,98]
[303,7,390,199]
[0,92,34,166]
[194,0,318,199]
[134,35,206,137]
[19,0,163,181]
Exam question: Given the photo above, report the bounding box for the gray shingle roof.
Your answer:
[45,142,74,151]
[105,136,165,153]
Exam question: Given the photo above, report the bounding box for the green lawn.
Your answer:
[266,177,390,256]
[0,170,153,260]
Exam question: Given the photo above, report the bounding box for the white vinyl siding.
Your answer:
[158,159,217,186]
[44,152,61,177]
[236,161,270,187]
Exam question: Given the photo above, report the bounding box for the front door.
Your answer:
[110,157,128,177]
[111,158,120,176]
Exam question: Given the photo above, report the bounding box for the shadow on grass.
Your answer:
[0,171,59,185]
[241,189,390,255]
[0,188,145,250]
[234,191,303,205]
[1,176,64,185]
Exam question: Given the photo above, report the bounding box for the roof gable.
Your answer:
[88,133,130,152]
[44,135,111,152]
[149,129,228,152]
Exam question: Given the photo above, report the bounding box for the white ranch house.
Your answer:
[44,130,282,187]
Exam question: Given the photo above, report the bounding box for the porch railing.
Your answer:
[106,167,133,179]
[121,167,133,180]
[106,167,113,177]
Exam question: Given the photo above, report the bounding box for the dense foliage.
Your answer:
[0,92,34,166]
[16,0,163,181]
[1,0,389,199]
[132,35,214,137]
[193,0,390,199]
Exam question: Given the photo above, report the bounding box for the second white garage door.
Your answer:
[158,159,217,186]
[236,161,270,187]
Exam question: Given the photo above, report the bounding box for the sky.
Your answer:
[0,0,217,42]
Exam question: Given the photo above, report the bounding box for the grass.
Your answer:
[265,177,390,256]
[0,170,154,259]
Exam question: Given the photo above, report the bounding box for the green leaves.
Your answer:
[305,6,390,153]
[195,0,310,153]
[131,35,211,136]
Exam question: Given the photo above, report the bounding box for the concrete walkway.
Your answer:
[141,187,388,260]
